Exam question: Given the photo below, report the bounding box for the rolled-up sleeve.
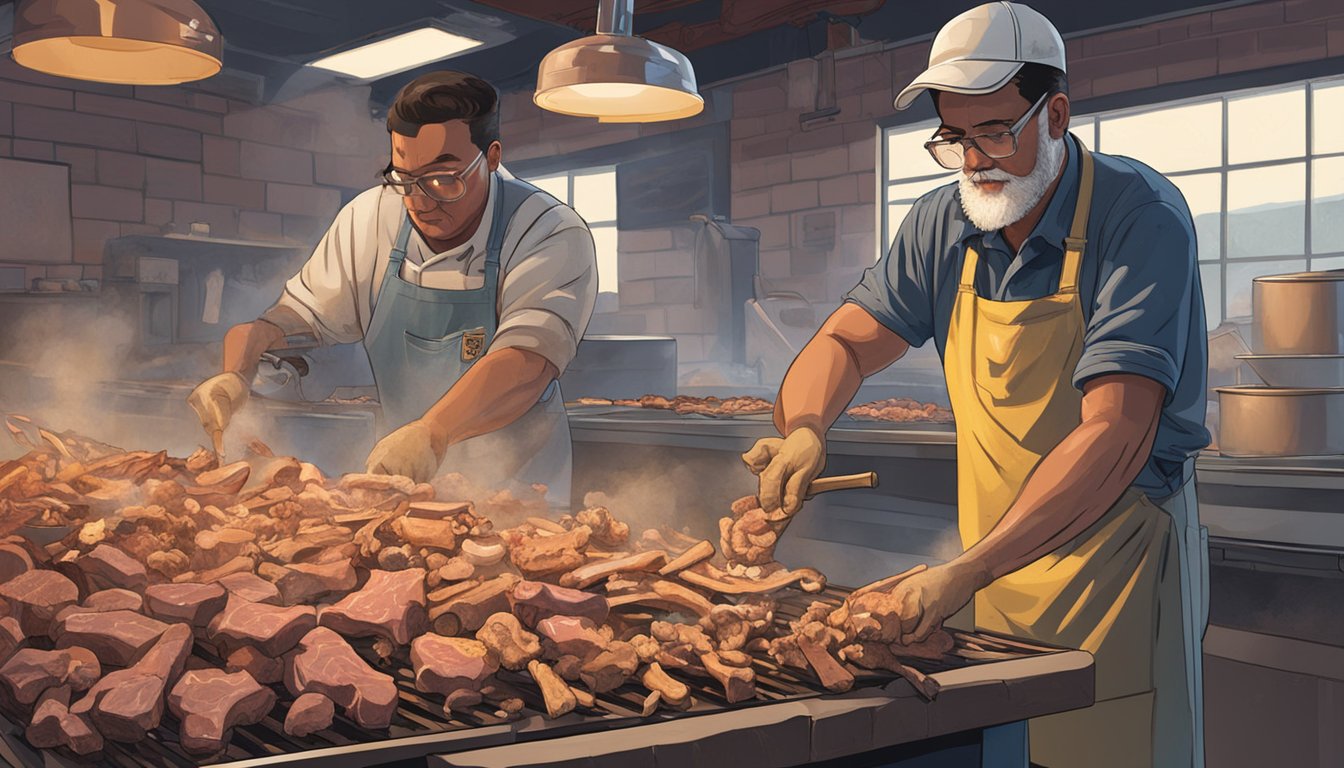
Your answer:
[263,191,377,346]
[843,202,936,348]
[490,205,597,374]
[1074,201,1196,401]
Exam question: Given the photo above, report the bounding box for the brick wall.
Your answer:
[496,0,1344,381]
[0,58,386,285]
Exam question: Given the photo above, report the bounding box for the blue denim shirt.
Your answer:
[847,134,1210,498]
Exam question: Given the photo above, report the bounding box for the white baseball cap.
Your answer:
[894,2,1066,111]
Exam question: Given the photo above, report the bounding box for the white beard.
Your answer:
[957,108,1066,232]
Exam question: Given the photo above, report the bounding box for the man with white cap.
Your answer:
[743,3,1210,766]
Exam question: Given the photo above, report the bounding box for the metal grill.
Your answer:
[0,585,1062,768]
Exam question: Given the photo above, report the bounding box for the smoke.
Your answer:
[572,447,759,544]
[0,301,166,450]
[0,296,251,460]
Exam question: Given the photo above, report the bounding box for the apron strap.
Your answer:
[1060,144,1095,294]
[380,214,416,297]
[482,172,509,288]
[959,243,981,292]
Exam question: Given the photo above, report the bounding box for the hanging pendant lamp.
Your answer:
[533,0,703,123]
[11,0,223,86]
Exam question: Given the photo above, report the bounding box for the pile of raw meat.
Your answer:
[0,417,949,759]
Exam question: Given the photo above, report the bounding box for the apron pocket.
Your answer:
[404,326,488,363]
[404,329,464,355]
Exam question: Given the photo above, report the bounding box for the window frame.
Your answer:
[528,165,619,297]
[877,73,1344,326]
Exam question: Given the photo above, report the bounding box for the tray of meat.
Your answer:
[566,395,775,420]
[842,398,953,424]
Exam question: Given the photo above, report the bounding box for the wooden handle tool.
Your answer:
[804,471,878,499]
[762,471,879,525]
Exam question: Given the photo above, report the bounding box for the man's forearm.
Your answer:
[953,384,1161,585]
[221,320,286,382]
[420,347,558,457]
[221,306,319,382]
[775,336,868,436]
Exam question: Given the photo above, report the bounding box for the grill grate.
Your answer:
[3,585,1062,767]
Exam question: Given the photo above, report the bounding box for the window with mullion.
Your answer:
[528,167,618,296]
[878,76,1344,326]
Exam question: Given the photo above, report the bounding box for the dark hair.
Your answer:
[931,63,1068,112]
[387,71,499,151]
[1010,63,1069,103]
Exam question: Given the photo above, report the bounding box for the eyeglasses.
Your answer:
[381,150,485,202]
[923,92,1050,170]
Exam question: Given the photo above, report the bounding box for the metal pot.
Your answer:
[1234,354,1344,388]
[1252,270,1344,354]
[1215,385,1344,457]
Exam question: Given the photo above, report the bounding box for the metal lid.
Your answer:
[1253,269,1344,283]
[1234,353,1344,360]
[1215,385,1344,395]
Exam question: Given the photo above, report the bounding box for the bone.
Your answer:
[678,563,826,595]
[698,652,756,704]
[640,662,690,708]
[475,612,541,671]
[527,659,577,719]
[559,549,667,589]
[428,574,520,636]
[657,540,715,576]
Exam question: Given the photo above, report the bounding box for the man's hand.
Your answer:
[844,561,989,645]
[187,372,250,454]
[741,426,826,517]
[365,420,441,483]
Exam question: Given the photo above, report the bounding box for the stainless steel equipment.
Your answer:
[1252,270,1344,355]
[559,335,677,400]
[1235,354,1344,388]
[1214,385,1344,457]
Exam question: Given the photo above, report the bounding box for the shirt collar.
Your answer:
[955,133,1081,263]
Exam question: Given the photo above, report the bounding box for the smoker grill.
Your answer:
[0,586,1085,768]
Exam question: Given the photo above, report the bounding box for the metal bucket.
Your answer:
[1252,270,1344,354]
[1215,385,1344,457]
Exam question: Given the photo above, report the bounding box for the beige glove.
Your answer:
[365,421,441,483]
[187,372,249,455]
[741,426,826,516]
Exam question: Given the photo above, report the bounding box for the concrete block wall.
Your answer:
[496,0,1344,375]
[0,59,386,285]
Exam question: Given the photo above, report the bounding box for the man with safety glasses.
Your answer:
[744,3,1209,766]
[189,71,596,505]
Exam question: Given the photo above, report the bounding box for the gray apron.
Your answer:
[362,174,572,509]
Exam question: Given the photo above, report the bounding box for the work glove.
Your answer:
[187,371,249,456]
[741,425,826,517]
[365,420,441,483]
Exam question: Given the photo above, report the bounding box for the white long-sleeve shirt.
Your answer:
[264,168,597,373]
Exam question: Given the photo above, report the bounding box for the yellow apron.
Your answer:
[943,146,1203,768]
